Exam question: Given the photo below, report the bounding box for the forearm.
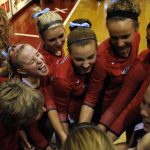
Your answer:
[79,105,94,123]
[47,110,67,144]
[107,131,118,142]
[62,122,69,134]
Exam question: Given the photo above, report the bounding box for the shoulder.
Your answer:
[97,38,110,54]
[54,56,73,79]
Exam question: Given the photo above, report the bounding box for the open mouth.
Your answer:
[38,63,48,72]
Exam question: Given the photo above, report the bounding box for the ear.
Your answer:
[16,68,27,75]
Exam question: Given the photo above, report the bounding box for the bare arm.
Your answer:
[47,109,67,146]
[79,105,94,123]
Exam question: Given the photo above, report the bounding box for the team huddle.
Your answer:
[0,0,150,150]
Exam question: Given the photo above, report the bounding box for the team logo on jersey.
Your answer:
[121,65,131,75]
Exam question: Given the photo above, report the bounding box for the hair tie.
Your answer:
[68,37,97,48]
[1,50,9,58]
[32,8,50,19]
[69,22,90,28]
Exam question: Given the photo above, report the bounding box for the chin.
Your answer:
[80,68,91,74]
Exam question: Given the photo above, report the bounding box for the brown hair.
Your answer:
[0,79,44,128]
[106,0,141,29]
[67,28,97,51]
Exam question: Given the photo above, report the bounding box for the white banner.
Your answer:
[11,0,32,15]
[0,0,12,19]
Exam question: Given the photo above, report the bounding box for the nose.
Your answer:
[56,38,63,46]
[36,56,43,64]
[117,39,125,47]
[140,107,149,118]
[82,61,90,68]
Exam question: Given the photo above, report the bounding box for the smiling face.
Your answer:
[70,41,97,74]
[42,25,66,55]
[140,85,150,132]
[107,19,136,58]
[17,45,49,77]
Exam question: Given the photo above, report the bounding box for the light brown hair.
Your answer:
[64,123,115,150]
[32,7,63,36]
[0,79,44,128]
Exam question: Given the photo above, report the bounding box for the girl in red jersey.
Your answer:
[0,79,45,150]
[98,23,150,143]
[79,0,141,149]
[32,7,66,77]
[8,44,53,150]
[46,27,97,147]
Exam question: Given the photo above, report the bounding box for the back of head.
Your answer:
[67,28,97,51]
[64,123,115,150]
[147,22,150,31]
[0,79,44,128]
[137,132,150,150]
[32,7,63,36]
[106,0,141,28]
[0,8,10,49]
[69,18,92,31]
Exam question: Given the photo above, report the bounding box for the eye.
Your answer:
[74,57,84,62]
[29,59,35,65]
[121,35,130,39]
[110,36,118,41]
[88,54,95,60]
[48,38,56,42]
[58,33,64,39]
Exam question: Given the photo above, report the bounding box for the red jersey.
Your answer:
[83,32,140,113]
[0,76,8,84]
[38,42,65,77]
[48,56,90,122]
[20,76,51,149]
[0,124,19,150]
[100,49,150,135]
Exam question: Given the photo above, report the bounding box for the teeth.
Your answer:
[39,64,45,70]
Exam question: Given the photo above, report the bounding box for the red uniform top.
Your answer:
[0,76,8,83]
[38,42,65,77]
[0,124,19,150]
[47,56,90,122]
[83,32,140,114]
[21,76,51,149]
[100,49,150,135]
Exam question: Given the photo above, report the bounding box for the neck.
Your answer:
[22,76,40,89]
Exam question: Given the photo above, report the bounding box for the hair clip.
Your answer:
[32,8,50,19]
[0,50,8,58]
[69,22,90,28]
